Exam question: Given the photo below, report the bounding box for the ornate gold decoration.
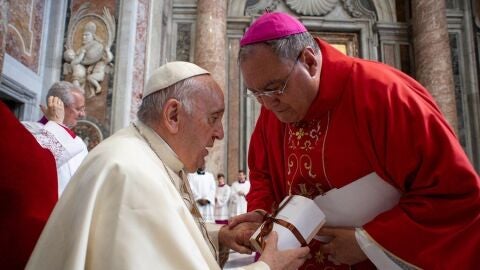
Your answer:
[295,128,305,140]
[297,183,314,197]
[315,183,326,195]
[285,113,332,195]
[315,250,326,264]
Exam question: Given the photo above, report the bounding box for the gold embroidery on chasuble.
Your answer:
[314,250,327,265]
[285,113,332,199]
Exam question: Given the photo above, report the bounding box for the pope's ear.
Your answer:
[163,99,180,133]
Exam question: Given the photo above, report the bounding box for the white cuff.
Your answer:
[355,228,402,270]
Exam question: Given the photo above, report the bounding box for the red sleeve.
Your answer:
[0,102,58,270]
[60,124,76,138]
[352,62,480,269]
[246,107,286,213]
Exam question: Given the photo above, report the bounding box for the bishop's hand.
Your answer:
[317,227,367,265]
[40,96,65,125]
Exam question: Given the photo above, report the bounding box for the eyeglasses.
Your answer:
[245,55,300,99]
[67,105,86,113]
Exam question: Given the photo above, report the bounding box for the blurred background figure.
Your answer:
[188,168,217,223]
[214,173,230,224]
[228,170,250,218]
[22,81,88,196]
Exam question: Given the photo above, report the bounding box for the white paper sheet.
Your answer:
[314,172,401,227]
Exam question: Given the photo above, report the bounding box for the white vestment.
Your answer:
[22,120,88,195]
[215,184,231,221]
[188,171,217,223]
[229,180,251,217]
[26,121,267,270]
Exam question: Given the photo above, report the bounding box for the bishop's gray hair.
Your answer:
[137,76,201,126]
[46,81,85,106]
[238,32,320,64]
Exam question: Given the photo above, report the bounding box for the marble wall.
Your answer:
[5,0,44,73]
[131,0,150,120]
[0,0,7,75]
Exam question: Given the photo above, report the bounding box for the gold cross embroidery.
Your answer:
[295,128,305,140]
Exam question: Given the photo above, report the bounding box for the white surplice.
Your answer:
[188,171,217,223]
[215,184,231,221]
[229,180,251,217]
[26,121,268,270]
[22,120,88,195]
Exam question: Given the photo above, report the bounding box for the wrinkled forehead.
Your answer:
[239,44,290,69]
[239,43,276,64]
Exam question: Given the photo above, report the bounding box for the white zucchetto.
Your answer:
[143,61,209,99]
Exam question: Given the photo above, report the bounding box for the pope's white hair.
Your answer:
[137,76,204,126]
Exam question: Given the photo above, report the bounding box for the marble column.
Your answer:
[0,0,7,74]
[227,39,241,183]
[411,0,458,131]
[112,0,137,132]
[194,0,227,175]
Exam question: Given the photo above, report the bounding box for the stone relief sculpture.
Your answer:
[63,48,87,87]
[285,0,338,16]
[63,4,115,98]
[245,0,375,19]
[245,0,280,16]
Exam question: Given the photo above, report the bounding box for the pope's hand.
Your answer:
[40,96,65,124]
[317,227,367,265]
[259,231,310,270]
[219,221,261,254]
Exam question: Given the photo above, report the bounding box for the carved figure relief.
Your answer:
[285,0,339,16]
[245,0,281,16]
[63,4,115,98]
[245,0,375,19]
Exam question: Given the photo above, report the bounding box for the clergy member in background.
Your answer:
[188,168,217,223]
[230,11,480,269]
[22,81,88,195]
[229,170,250,218]
[26,61,309,270]
[0,101,58,270]
[214,173,231,224]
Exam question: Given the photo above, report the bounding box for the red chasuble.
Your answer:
[0,101,58,270]
[247,38,480,269]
